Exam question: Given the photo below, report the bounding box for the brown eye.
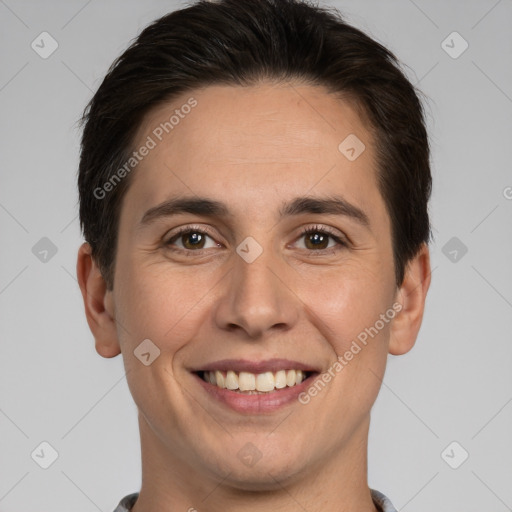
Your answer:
[303,231,330,250]
[165,228,219,252]
[179,231,206,250]
[295,226,347,252]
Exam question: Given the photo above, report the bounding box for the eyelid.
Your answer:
[293,224,349,251]
[297,224,347,242]
[163,224,221,246]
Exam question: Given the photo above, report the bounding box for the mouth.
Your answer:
[194,369,317,394]
[188,358,322,413]
[189,359,322,413]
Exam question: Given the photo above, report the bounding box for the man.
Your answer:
[76,0,432,510]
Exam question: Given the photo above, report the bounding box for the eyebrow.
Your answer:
[139,195,370,229]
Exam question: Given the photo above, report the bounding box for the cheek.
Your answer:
[113,257,211,347]
[112,265,205,416]
[300,261,394,350]
[312,272,393,421]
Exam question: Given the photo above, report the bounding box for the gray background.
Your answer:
[1,0,511,510]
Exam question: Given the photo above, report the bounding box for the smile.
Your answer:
[197,369,312,393]
[189,358,321,413]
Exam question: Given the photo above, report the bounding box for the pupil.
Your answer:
[308,232,327,249]
[185,232,203,248]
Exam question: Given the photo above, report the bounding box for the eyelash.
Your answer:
[163,224,348,256]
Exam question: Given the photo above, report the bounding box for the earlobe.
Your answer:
[76,242,121,358]
[388,244,431,356]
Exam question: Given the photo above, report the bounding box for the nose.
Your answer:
[213,245,299,339]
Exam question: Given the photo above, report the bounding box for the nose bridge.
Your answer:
[215,238,298,338]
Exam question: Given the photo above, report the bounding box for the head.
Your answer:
[77,0,431,495]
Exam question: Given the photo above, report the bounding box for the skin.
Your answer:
[77,81,431,512]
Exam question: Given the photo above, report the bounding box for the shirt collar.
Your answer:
[113,489,398,512]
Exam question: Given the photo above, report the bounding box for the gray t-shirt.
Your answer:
[113,488,398,511]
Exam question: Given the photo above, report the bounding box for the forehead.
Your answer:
[140,82,371,155]
[125,82,383,224]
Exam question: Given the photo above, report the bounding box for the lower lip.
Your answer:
[192,372,319,414]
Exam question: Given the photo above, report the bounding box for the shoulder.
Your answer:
[370,488,398,512]
[112,492,139,512]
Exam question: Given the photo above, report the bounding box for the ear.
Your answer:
[76,242,121,358]
[389,243,431,356]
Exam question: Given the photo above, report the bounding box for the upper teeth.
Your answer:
[203,370,307,392]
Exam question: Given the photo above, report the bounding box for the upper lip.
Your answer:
[190,358,321,374]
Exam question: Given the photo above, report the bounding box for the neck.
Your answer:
[131,413,378,512]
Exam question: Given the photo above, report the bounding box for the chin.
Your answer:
[220,464,303,492]
[205,448,307,491]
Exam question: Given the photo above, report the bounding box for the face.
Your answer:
[82,82,428,490]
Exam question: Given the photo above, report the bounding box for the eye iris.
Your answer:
[183,232,205,250]
[305,232,328,250]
